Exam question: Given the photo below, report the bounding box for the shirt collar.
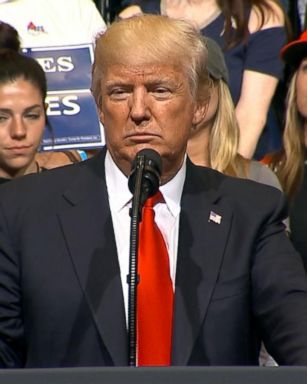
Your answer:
[160,156,186,218]
[105,151,132,212]
[105,150,186,217]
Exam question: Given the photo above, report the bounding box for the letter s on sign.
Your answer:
[62,95,81,115]
[57,56,74,72]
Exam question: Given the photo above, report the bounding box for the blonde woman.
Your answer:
[263,70,306,198]
[263,30,307,200]
[188,37,282,193]
[262,30,307,268]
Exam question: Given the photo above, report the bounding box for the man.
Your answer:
[0,14,307,368]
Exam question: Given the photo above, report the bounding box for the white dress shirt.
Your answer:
[105,150,186,323]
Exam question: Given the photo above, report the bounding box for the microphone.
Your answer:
[127,148,162,366]
[128,148,162,204]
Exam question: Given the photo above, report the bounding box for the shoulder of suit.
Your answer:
[0,151,105,206]
[191,161,284,205]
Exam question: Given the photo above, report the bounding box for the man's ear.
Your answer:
[99,109,105,125]
[192,98,209,126]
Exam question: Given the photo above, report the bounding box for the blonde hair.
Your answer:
[91,14,211,108]
[209,79,246,177]
[269,71,305,200]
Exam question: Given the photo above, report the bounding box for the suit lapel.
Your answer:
[57,150,128,365]
[172,160,233,365]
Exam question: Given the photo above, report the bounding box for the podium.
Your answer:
[1,366,307,384]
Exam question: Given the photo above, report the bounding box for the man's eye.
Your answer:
[152,88,171,98]
[0,115,8,123]
[112,89,125,94]
[109,89,129,99]
[155,87,169,93]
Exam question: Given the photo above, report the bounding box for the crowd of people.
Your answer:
[0,0,307,369]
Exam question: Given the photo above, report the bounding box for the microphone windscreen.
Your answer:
[128,149,162,196]
[136,148,162,175]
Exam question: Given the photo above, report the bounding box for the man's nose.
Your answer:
[10,118,27,139]
[129,88,150,122]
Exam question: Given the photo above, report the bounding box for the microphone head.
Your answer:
[128,148,162,199]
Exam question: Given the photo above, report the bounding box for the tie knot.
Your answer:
[145,191,164,208]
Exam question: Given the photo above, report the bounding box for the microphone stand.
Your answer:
[127,155,145,367]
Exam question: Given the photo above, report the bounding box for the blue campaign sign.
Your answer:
[23,45,105,150]
[23,45,94,91]
[43,90,103,149]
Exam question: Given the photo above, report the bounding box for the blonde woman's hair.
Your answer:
[91,14,211,108]
[269,71,305,200]
[209,79,246,177]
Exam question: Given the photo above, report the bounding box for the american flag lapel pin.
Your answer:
[208,210,222,224]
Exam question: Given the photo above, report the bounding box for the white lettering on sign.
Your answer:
[46,95,81,116]
[36,56,74,73]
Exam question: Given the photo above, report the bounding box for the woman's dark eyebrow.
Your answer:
[0,105,43,114]
[24,104,44,112]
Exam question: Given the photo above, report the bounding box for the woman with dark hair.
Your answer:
[0,49,48,183]
[118,0,288,159]
[0,21,20,51]
[0,21,88,175]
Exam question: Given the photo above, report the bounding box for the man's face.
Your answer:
[296,58,307,120]
[99,61,204,183]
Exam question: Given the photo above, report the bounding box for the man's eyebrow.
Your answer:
[104,81,133,90]
[105,77,177,87]
[0,108,12,113]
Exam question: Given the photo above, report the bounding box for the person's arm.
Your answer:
[35,151,81,169]
[118,5,143,19]
[35,150,98,170]
[236,70,279,158]
[237,0,286,159]
[77,0,107,41]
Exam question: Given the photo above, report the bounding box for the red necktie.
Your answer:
[137,191,174,366]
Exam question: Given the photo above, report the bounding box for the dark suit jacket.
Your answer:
[0,148,307,368]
